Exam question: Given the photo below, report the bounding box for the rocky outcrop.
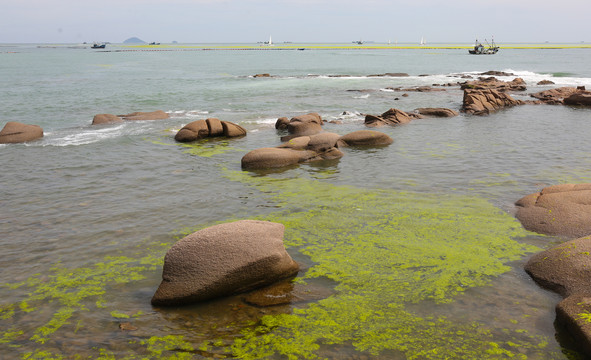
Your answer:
[564,91,591,106]
[461,89,522,115]
[92,114,123,125]
[537,80,555,85]
[364,108,421,127]
[414,108,459,118]
[174,118,246,142]
[525,236,591,357]
[119,110,169,121]
[515,184,591,238]
[460,77,527,92]
[241,130,393,170]
[0,121,43,144]
[275,117,289,130]
[151,220,299,306]
[529,87,584,105]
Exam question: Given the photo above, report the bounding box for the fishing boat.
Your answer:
[91,43,106,49]
[469,38,499,54]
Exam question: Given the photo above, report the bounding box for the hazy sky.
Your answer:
[1,0,589,44]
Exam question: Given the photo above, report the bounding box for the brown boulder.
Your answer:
[0,122,43,144]
[275,117,289,130]
[365,108,413,127]
[151,220,299,306]
[337,130,393,147]
[286,113,323,137]
[175,119,246,142]
[92,114,123,125]
[555,294,591,356]
[515,184,591,238]
[564,92,591,106]
[461,89,522,115]
[414,108,459,118]
[530,87,580,104]
[525,236,591,297]
[537,80,555,85]
[119,110,169,121]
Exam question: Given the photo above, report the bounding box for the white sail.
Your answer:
[268,35,273,46]
[420,36,426,45]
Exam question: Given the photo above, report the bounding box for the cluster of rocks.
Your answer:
[515,184,591,356]
[364,107,458,127]
[242,113,393,170]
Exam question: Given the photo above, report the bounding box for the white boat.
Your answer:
[420,37,426,46]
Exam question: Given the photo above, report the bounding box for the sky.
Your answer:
[1,0,590,44]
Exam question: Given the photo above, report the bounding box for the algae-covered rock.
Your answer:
[556,294,591,356]
[515,183,591,238]
[152,220,299,306]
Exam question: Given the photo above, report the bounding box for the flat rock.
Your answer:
[119,110,169,121]
[92,114,123,125]
[515,184,591,238]
[337,130,393,147]
[0,121,43,144]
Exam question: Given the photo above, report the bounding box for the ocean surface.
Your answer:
[1,43,591,359]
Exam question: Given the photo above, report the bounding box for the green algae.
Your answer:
[221,170,552,359]
[0,170,562,359]
[180,139,238,158]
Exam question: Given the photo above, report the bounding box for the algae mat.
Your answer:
[0,172,562,359]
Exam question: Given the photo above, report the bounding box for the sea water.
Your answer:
[1,44,591,359]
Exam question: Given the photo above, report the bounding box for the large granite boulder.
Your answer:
[461,89,522,115]
[174,118,246,142]
[92,114,123,125]
[119,110,169,121]
[0,121,43,144]
[365,108,415,127]
[515,184,591,238]
[152,220,299,306]
[556,294,591,356]
[525,236,591,297]
[525,236,591,357]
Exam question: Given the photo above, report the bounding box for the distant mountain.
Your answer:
[123,37,146,44]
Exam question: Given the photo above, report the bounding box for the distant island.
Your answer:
[123,37,146,44]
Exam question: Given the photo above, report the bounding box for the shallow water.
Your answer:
[1,44,591,359]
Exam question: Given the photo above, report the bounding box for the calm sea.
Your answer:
[1,43,591,359]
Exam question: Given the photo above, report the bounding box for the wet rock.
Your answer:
[152,220,299,306]
[119,322,138,331]
[337,130,393,147]
[243,279,337,307]
[460,77,527,92]
[175,118,246,142]
[368,73,409,77]
[414,108,459,118]
[364,108,414,127]
[537,80,555,85]
[0,121,43,144]
[525,236,591,297]
[555,294,591,356]
[461,89,522,115]
[479,71,515,77]
[529,87,581,104]
[564,91,591,106]
[253,73,272,78]
[282,113,324,140]
[92,114,123,125]
[515,184,591,238]
[275,117,289,130]
[119,110,169,121]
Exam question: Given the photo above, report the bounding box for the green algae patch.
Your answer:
[223,171,550,358]
[148,136,240,158]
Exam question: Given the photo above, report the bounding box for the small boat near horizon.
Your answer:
[91,42,106,49]
[469,38,499,54]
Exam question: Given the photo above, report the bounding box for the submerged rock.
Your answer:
[337,130,394,147]
[529,87,583,105]
[119,110,169,121]
[0,121,43,144]
[515,184,591,238]
[556,294,591,356]
[92,114,123,125]
[151,220,299,306]
[460,77,526,92]
[414,108,459,118]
